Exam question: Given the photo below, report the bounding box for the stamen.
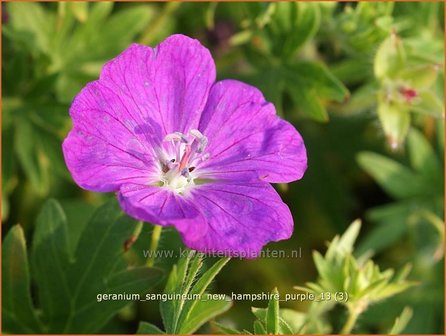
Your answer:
[189,129,208,153]
[180,168,190,178]
[197,137,208,153]
[189,129,204,138]
[158,129,210,194]
[164,132,188,143]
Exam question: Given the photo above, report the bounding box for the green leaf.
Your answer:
[377,102,411,148]
[374,33,406,80]
[389,307,413,334]
[64,201,163,333]
[411,91,445,117]
[160,264,178,332]
[337,219,361,256]
[289,86,328,122]
[14,119,50,195]
[59,199,95,256]
[179,297,232,334]
[88,2,114,23]
[183,253,204,296]
[298,220,415,315]
[160,252,198,333]
[176,257,231,332]
[245,68,285,115]
[73,267,163,333]
[30,200,71,331]
[2,226,43,334]
[400,64,439,89]
[331,58,373,86]
[6,2,53,54]
[280,309,306,334]
[373,282,417,301]
[36,127,70,179]
[99,5,154,53]
[437,121,444,152]
[137,322,165,334]
[213,322,243,334]
[253,320,267,334]
[286,62,349,102]
[393,264,412,283]
[266,288,280,334]
[268,2,320,58]
[357,152,427,199]
[313,251,330,284]
[107,267,163,293]
[252,307,300,334]
[8,199,164,334]
[284,61,349,122]
[69,2,89,22]
[357,205,408,254]
[157,255,231,334]
[205,2,218,30]
[407,128,441,178]
[2,126,17,221]
[56,4,155,102]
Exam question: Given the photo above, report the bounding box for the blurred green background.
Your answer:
[2,1,444,334]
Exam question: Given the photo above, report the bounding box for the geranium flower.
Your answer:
[62,34,307,257]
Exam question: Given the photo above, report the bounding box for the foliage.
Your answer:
[228,2,349,121]
[2,200,163,333]
[215,221,415,334]
[295,220,415,334]
[357,127,444,255]
[137,253,231,334]
[374,33,443,147]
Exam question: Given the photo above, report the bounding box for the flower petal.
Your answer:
[63,34,216,192]
[186,182,293,257]
[62,125,156,192]
[197,80,307,183]
[99,34,216,136]
[118,184,207,242]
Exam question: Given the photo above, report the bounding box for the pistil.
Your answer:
[160,129,209,193]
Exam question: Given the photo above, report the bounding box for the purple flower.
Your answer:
[62,34,307,258]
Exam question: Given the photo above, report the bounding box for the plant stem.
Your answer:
[340,306,360,335]
[146,225,162,267]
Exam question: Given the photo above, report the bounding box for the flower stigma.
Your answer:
[159,129,209,194]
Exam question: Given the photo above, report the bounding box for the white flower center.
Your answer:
[165,174,190,194]
[159,129,208,194]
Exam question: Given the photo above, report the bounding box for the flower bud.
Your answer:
[377,102,410,149]
[374,32,406,80]
[400,64,440,89]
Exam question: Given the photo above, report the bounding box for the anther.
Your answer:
[189,129,208,153]
[164,132,188,143]
[180,168,190,178]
